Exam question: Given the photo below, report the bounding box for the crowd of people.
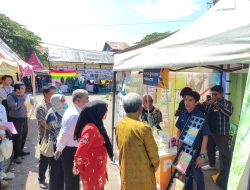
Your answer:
[0,73,234,190]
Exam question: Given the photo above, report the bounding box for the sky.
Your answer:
[0,0,209,51]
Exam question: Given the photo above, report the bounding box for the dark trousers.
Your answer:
[185,161,205,190]
[10,117,28,158]
[49,156,64,190]
[207,134,231,189]
[38,139,50,183]
[61,147,79,190]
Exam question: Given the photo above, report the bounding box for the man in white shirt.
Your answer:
[55,89,89,190]
[0,75,14,103]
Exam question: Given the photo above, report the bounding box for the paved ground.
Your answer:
[5,93,222,190]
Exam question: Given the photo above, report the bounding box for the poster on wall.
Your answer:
[143,69,169,89]
[77,68,113,81]
[228,70,250,190]
[115,71,131,122]
[114,71,131,164]
[130,71,143,95]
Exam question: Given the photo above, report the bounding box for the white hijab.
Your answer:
[49,94,65,117]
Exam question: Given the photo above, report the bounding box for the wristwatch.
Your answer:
[199,153,206,159]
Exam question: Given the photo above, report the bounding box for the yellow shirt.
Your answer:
[115,116,160,190]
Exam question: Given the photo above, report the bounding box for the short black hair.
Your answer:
[185,91,200,102]
[180,87,192,97]
[2,75,12,81]
[211,85,223,93]
[42,85,56,97]
[14,82,25,91]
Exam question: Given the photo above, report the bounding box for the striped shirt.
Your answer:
[205,98,233,135]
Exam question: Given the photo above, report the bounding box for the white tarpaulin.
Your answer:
[114,0,250,71]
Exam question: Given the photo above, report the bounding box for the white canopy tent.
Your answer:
[112,0,250,189]
[114,0,250,72]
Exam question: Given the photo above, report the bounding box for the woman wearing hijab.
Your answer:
[46,94,65,190]
[73,100,113,190]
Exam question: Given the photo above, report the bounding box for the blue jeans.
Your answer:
[185,161,205,190]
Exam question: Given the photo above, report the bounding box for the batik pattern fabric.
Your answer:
[141,107,162,128]
[115,116,160,190]
[46,111,62,144]
[74,123,107,190]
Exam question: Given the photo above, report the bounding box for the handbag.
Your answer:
[40,129,54,157]
[0,138,13,159]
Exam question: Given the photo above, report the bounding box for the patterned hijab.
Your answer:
[49,94,65,117]
[74,100,113,159]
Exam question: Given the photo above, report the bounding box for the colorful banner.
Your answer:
[228,70,250,190]
[143,69,169,89]
[50,70,77,79]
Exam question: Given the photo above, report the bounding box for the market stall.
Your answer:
[112,0,250,189]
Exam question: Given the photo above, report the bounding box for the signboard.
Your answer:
[143,69,169,89]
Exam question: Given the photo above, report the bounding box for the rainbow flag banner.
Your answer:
[51,70,77,79]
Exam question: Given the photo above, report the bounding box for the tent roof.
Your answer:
[114,0,250,72]
[27,51,44,71]
[48,47,114,65]
[0,38,33,76]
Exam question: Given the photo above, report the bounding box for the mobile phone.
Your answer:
[207,95,211,100]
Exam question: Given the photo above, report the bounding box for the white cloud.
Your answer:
[130,0,200,20]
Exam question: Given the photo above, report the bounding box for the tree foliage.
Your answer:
[135,31,175,46]
[0,14,48,67]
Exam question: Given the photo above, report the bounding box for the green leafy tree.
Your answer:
[135,31,175,46]
[0,14,48,67]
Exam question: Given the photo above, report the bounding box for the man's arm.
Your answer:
[7,94,25,111]
[214,100,233,117]
[143,126,160,172]
[195,135,208,168]
[36,105,48,129]
[56,115,78,152]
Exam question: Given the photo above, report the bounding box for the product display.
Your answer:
[170,178,185,190]
[175,151,192,174]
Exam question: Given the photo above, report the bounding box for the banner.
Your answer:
[228,70,250,190]
[143,69,169,89]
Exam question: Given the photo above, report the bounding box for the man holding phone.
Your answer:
[202,85,233,189]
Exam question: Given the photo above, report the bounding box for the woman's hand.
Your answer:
[72,160,79,175]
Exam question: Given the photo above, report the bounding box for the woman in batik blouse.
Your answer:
[73,100,113,190]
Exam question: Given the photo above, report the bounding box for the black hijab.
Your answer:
[74,100,113,159]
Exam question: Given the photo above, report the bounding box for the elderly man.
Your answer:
[55,89,89,190]
[116,93,159,190]
[141,95,163,130]
[36,85,56,189]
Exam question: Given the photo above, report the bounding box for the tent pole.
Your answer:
[111,71,117,162]
[220,65,223,85]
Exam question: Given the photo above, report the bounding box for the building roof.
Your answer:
[48,47,114,64]
[103,41,129,52]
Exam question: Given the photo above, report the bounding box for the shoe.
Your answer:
[1,179,9,188]
[4,172,15,180]
[14,157,22,164]
[21,151,30,156]
[202,164,216,170]
[39,181,48,189]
